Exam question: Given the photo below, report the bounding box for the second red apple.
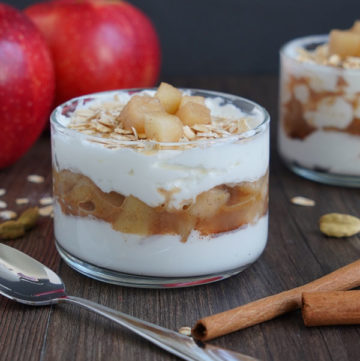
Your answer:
[25,0,161,105]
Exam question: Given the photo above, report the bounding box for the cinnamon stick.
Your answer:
[192,259,360,341]
[302,291,360,326]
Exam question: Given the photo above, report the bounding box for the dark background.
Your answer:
[4,0,360,76]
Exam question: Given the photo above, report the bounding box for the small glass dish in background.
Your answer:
[278,35,360,187]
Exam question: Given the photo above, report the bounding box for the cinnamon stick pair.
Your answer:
[192,259,360,341]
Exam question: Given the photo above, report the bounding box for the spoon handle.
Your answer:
[62,295,258,361]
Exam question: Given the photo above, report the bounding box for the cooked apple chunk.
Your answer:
[329,29,360,58]
[189,187,230,219]
[119,95,164,133]
[155,82,182,114]
[350,20,360,34]
[179,95,205,108]
[145,112,183,142]
[176,102,211,126]
[113,196,155,235]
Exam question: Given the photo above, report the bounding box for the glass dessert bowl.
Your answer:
[51,83,270,288]
[278,22,360,187]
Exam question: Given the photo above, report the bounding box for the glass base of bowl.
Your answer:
[55,241,250,288]
[284,161,360,188]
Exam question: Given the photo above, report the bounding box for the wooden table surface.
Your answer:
[1,75,359,361]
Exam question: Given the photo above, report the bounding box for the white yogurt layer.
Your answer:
[54,204,268,277]
[53,91,269,210]
[279,127,360,175]
[304,96,354,129]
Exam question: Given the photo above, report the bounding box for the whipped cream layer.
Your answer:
[279,127,360,175]
[54,204,268,277]
[53,91,269,209]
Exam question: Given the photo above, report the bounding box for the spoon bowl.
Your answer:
[0,243,258,361]
[0,245,65,305]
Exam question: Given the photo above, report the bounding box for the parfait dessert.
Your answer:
[279,21,360,186]
[51,83,270,287]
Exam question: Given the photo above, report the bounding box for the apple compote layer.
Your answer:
[279,35,360,176]
[53,169,268,243]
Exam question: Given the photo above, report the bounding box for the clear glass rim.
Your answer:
[50,88,270,147]
[280,34,360,74]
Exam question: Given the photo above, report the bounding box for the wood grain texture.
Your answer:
[0,75,359,361]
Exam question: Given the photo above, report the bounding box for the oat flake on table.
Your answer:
[27,175,45,184]
[16,198,29,205]
[0,200,7,209]
[0,189,5,197]
[178,327,192,336]
[39,197,53,206]
[0,210,17,220]
[290,196,315,207]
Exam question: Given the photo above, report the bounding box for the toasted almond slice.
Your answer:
[39,197,53,206]
[291,196,316,207]
[16,198,29,205]
[0,189,5,197]
[27,175,45,184]
[0,200,7,209]
[39,205,54,217]
[0,210,17,220]
[178,326,192,336]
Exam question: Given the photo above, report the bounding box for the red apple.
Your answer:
[25,0,161,105]
[0,3,55,169]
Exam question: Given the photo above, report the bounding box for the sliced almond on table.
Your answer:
[0,200,7,209]
[291,196,316,207]
[0,210,17,220]
[27,175,45,184]
[319,213,360,237]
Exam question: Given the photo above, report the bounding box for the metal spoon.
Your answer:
[0,243,258,361]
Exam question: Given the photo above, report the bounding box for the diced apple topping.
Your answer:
[176,102,211,126]
[155,82,182,114]
[145,112,183,142]
[119,95,164,133]
[350,20,360,34]
[189,187,230,219]
[179,95,205,108]
[329,29,360,58]
[68,82,256,142]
